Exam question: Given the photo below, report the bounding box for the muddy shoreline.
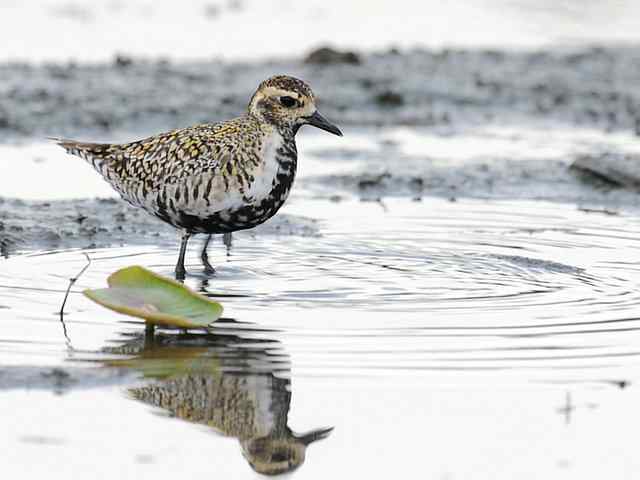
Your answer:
[0,196,318,255]
[3,45,640,253]
[2,46,640,141]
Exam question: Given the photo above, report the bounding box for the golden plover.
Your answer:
[54,75,342,279]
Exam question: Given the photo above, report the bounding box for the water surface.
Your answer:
[2,82,640,477]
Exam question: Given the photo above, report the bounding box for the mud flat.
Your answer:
[2,46,640,141]
[2,46,640,238]
[0,194,317,255]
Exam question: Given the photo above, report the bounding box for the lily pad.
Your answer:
[83,266,223,328]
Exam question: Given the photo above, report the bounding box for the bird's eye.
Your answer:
[279,96,298,108]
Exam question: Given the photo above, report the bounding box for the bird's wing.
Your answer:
[54,123,236,183]
[52,117,262,215]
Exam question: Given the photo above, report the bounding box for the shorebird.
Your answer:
[54,75,342,279]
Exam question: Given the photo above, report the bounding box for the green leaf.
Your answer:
[83,266,223,328]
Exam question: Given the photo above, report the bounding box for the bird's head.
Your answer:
[240,426,334,475]
[248,75,342,137]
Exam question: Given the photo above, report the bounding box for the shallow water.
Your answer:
[4,109,640,477]
[4,197,640,380]
[4,195,640,478]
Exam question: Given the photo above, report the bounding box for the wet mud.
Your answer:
[2,46,640,254]
[0,196,317,255]
[2,46,640,141]
[2,47,640,252]
[571,152,640,190]
[0,365,132,392]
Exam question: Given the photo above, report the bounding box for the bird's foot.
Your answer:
[175,265,186,282]
[201,253,216,276]
[202,263,216,276]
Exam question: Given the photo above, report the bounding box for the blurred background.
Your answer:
[2,0,640,62]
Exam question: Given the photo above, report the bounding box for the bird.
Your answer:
[53,75,342,280]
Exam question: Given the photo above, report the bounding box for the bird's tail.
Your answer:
[49,137,113,172]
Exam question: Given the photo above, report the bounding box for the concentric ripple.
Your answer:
[2,198,640,383]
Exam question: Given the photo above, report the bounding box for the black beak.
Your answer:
[304,111,343,136]
[297,426,334,445]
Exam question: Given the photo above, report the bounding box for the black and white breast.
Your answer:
[152,131,298,234]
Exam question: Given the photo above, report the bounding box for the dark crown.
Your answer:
[259,75,314,100]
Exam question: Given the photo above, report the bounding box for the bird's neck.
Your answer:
[263,128,297,172]
[248,112,297,142]
[277,123,298,141]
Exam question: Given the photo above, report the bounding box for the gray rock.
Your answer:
[571,153,640,190]
[374,90,404,107]
[304,46,361,65]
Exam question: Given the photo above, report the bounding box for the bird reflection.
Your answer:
[104,327,332,475]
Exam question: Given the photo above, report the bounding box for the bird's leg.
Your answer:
[223,232,233,256]
[144,323,155,346]
[200,234,216,275]
[175,232,191,281]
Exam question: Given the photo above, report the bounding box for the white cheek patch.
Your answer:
[300,103,316,117]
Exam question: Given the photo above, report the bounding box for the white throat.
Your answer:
[246,130,284,203]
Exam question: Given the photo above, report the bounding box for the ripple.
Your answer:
[2,198,640,383]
